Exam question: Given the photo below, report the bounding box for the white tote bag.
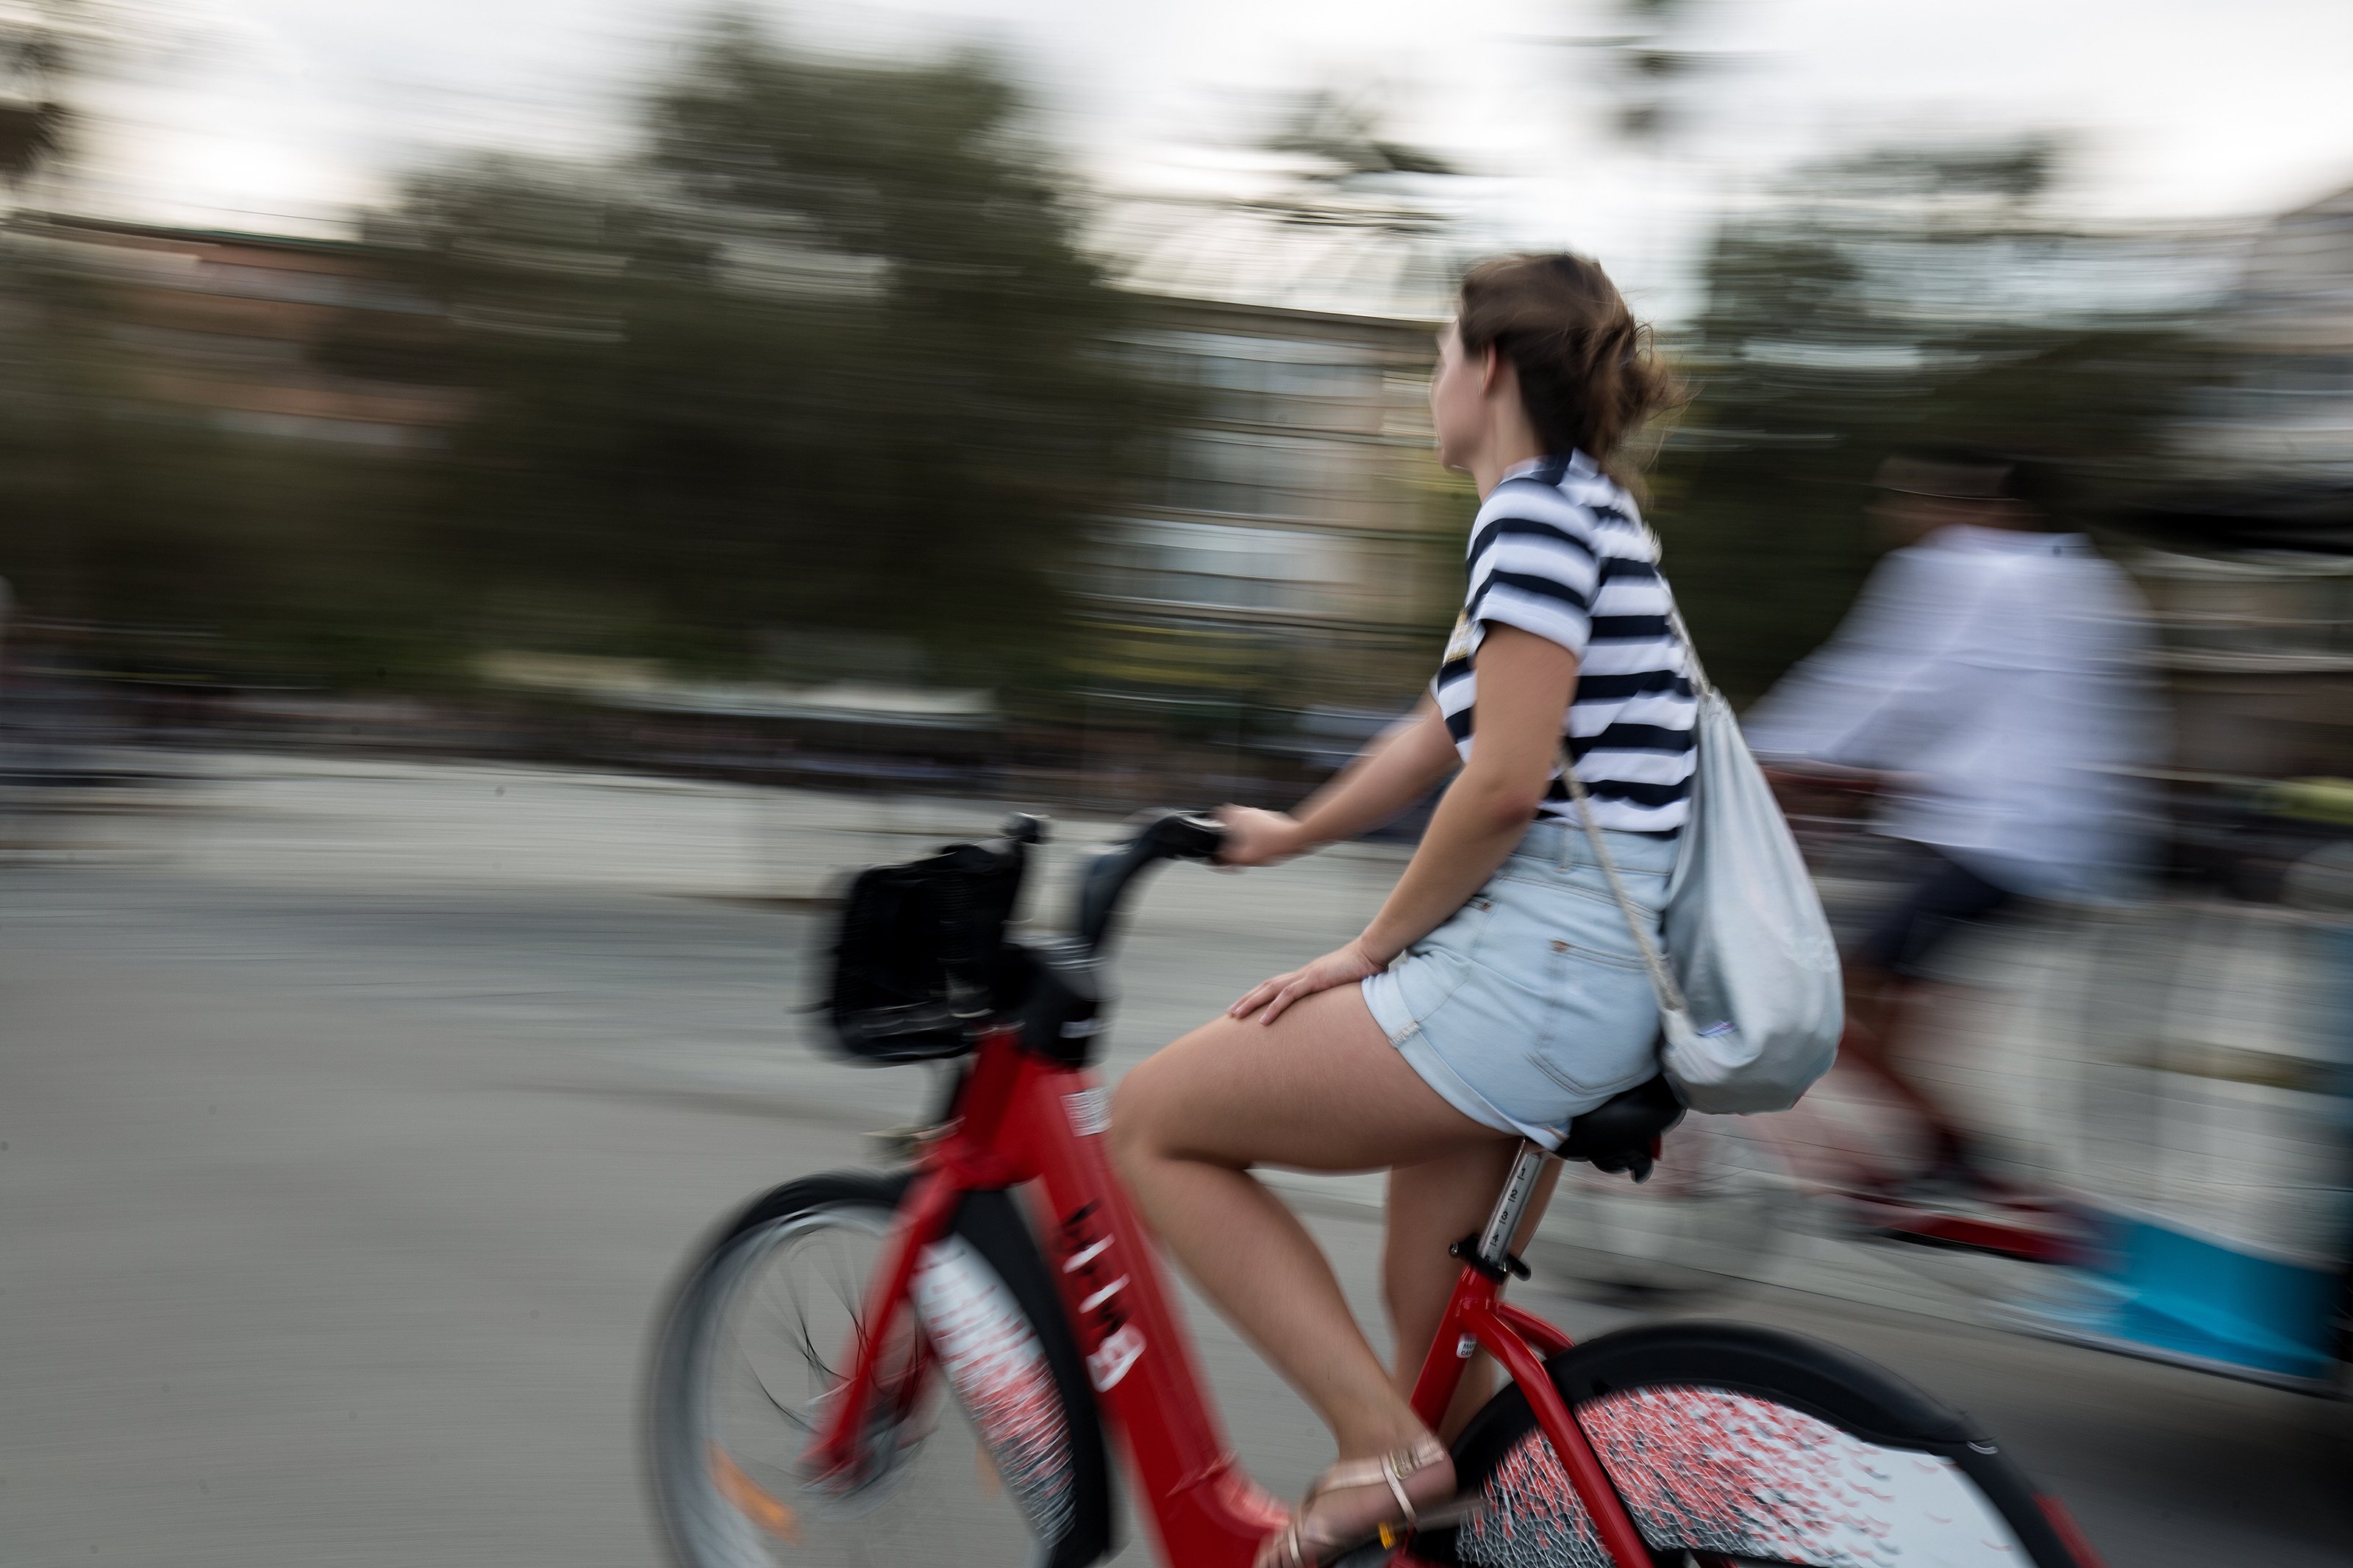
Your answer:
[1564,598,1843,1115]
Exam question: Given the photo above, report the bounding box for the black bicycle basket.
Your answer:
[823,840,1024,1063]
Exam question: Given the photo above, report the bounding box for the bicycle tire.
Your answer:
[646,1170,1115,1568]
[1421,1320,2100,1568]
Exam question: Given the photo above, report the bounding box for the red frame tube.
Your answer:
[1471,1301,1652,1567]
[1405,1267,1650,1567]
[807,1166,962,1481]
[806,1031,1658,1567]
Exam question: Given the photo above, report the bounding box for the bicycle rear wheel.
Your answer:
[646,1172,1113,1568]
[1426,1320,2102,1568]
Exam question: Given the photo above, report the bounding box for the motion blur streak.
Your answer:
[0,4,2347,1568]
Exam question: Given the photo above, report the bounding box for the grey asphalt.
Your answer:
[1,820,2347,1564]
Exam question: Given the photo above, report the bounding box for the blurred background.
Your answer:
[1,2,2349,1566]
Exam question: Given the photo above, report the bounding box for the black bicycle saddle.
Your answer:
[1558,1073,1685,1183]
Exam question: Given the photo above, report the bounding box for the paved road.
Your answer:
[2,763,2348,1566]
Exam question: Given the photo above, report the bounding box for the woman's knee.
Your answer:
[1110,1040,1246,1178]
[1107,1054,1173,1179]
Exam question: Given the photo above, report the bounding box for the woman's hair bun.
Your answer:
[1456,254,1684,488]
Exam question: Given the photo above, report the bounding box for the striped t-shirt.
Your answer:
[1435,451,1696,834]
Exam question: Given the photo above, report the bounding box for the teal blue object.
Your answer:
[2040,1214,2339,1381]
[2018,913,2349,1385]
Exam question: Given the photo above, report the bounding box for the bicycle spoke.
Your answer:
[749,1357,806,1426]
[722,1304,816,1442]
[819,1232,869,1350]
[750,1253,823,1386]
[718,1232,880,1447]
[779,1247,844,1383]
[657,1175,1106,1568]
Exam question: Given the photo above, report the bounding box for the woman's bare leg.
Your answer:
[1110,984,1506,1467]
[1384,1150,1561,1440]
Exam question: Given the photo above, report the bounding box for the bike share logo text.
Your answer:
[1057,1201,1144,1392]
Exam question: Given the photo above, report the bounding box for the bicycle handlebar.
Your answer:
[1073,809,1225,953]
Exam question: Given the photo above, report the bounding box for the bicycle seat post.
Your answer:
[1476,1142,1552,1275]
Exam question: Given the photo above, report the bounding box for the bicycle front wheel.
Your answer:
[646,1172,1113,1568]
[1428,1320,2101,1568]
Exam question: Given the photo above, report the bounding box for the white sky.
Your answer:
[69,0,2353,318]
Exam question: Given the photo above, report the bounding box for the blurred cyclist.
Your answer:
[1747,447,2162,1196]
[1110,254,1688,1568]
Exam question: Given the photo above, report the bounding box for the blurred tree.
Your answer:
[0,4,97,588]
[348,16,1168,695]
[0,35,67,190]
[0,3,485,687]
[0,1,86,195]
[1651,140,2202,701]
[1260,89,1459,184]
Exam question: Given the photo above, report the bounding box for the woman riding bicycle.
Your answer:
[1110,253,1690,1568]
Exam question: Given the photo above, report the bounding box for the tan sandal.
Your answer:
[1257,1435,1475,1568]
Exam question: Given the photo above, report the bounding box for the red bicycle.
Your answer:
[648,812,2107,1568]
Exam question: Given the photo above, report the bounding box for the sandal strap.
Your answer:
[1302,1435,1449,1525]
[1383,1464,1415,1529]
[1268,1435,1449,1568]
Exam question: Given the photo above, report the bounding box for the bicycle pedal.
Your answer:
[1359,1496,1486,1556]
[866,1123,938,1160]
[1404,1495,1486,1533]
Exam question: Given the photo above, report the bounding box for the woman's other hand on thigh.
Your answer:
[1230,938,1387,1025]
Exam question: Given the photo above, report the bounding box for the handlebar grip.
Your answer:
[1151,810,1225,862]
[1073,809,1227,952]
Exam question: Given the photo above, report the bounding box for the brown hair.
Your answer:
[1455,253,1683,490]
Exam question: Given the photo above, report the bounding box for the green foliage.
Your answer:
[0,246,443,686]
[353,18,1165,691]
[0,15,1165,696]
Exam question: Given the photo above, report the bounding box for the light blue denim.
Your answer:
[1362,817,1678,1148]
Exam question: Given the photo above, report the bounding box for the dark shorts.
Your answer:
[1858,849,2017,980]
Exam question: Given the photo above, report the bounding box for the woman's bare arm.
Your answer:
[1357,626,1573,963]
[1217,698,1459,867]
[1232,625,1574,1021]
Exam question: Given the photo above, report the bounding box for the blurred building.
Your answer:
[1086,199,1467,734]
[2097,188,2353,1368]
[17,215,460,448]
[2132,183,2353,783]
[2127,546,2353,782]
[2182,185,2353,485]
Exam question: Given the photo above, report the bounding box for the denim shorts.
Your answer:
[1362,817,1678,1148]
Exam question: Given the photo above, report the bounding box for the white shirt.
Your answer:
[1743,525,2164,901]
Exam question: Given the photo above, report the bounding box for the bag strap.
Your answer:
[1563,762,1688,1017]
[1557,522,1704,1017]
[1553,519,1704,1018]
[1642,521,1713,699]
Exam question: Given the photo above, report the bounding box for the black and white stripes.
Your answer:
[1434,451,1696,834]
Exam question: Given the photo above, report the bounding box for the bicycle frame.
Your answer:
[806,1025,1660,1568]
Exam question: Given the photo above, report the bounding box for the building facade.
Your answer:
[1085,201,1471,740]
[18,214,460,447]
[2135,185,2353,780]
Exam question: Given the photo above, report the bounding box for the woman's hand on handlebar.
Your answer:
[1227,937,1388,1025]
[1214,806,1307,869]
